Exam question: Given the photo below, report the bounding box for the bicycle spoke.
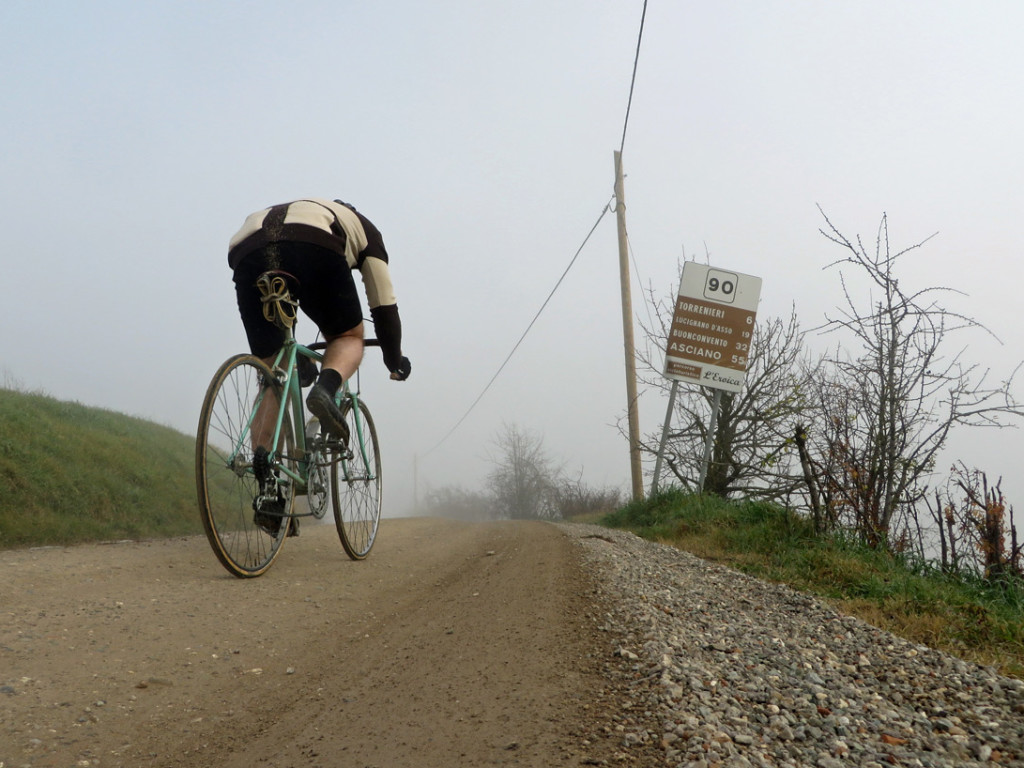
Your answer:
[332,400,381,560]
[196,355,294,577]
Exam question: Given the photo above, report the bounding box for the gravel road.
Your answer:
[2,518,1022,767]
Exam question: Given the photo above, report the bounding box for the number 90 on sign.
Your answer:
[703,269,738,304]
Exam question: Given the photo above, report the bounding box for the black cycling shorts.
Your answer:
[233,241,364,358]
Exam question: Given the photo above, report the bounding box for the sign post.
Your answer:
[651,263,762,493]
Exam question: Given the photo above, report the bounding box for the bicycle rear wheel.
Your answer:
[196,354,295,577]
[331,400,382,560]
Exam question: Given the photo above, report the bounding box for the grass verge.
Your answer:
[0,388,203,548]
[602,488,1024,679]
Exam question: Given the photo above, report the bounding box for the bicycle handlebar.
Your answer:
[307,339,380,351]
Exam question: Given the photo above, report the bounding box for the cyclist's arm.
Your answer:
[359,256,404,374]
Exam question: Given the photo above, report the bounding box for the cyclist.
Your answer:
[229,198,411,533]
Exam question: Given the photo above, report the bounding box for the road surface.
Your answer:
[1,517,656,767]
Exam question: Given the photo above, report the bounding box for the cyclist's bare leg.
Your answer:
[320,322,365,381]
[305,323,363,443]
[250,370,280,455]
[249,318,362,452]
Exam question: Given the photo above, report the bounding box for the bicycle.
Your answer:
[195,271,383,578]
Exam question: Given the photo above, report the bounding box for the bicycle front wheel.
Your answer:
[331,400,382,560]
[196,354,294,578]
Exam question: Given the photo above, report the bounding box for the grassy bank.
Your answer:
[602,488,1024,679]
[0,388,202,548]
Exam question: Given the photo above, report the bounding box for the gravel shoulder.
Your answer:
[566,523,1024,768]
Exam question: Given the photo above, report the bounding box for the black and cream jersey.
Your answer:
[228,197,397,310]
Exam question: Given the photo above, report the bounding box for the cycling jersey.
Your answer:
[228,198,396,310]
[228,198,406,374]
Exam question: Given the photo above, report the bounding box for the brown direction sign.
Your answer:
[663,264,762,393]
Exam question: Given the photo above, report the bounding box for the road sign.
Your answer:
[663,263,762,393]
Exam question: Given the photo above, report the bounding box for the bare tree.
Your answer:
[952,466,1022,582]
[635,274,812,500]
[485,423,562,520]
[923,465,1022,581]
[804,208,1023,549]
[552,471,623,520]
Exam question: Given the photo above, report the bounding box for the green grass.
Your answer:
[603,488,1024,679]
[0,388,203,548]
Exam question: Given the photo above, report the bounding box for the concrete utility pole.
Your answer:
[613,150,644,502]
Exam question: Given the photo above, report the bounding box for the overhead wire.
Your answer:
[420,0,650,458]
[619,0,659,350]
[421,198,615,457]
[619,0,649,156]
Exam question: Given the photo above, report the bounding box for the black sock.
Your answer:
[316,369,342,396]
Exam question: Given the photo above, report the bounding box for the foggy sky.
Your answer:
[3,1,1022,516]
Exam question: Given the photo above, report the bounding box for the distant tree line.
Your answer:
[420,423,622,522]
[637,209,1024,584]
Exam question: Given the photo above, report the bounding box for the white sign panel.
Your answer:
[663,263,762,393]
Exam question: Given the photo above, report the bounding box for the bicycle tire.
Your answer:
[196,354,295,577]
[331,399,382,560]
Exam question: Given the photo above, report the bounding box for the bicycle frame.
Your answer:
[235,328,378,501]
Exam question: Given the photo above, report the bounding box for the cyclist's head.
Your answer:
[334,199,357,212]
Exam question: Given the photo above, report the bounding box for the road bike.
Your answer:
[195,272,382,578]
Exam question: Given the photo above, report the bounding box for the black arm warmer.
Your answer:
[370,304,403,371]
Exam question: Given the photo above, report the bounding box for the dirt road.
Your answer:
[1,518,655,767]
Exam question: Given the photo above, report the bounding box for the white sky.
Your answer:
[3,1,1022,517]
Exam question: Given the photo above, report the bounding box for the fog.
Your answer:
[3,1,1022,518]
